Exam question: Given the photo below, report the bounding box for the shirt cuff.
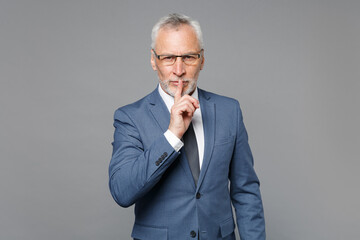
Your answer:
[164,130,184,152]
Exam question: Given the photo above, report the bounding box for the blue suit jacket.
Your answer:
[109,87,265,240]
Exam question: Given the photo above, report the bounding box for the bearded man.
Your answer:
[109,13,266,240]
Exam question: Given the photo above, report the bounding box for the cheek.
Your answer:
[189,67,201,78]
[157,67,171,79]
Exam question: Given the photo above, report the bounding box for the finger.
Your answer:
[174,79,183,103]
[183,102,196,114]
[180,95,200,109]
[190,97,200,109]
[174,101,196,115]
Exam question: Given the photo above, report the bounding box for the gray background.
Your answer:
[1,0,359,239]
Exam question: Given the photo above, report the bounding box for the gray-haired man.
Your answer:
[109,13,266,240]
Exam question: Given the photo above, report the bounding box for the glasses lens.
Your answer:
[182,55,199,65]
[159,56,176,65]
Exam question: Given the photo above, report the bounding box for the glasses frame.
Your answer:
[152,49,203,66]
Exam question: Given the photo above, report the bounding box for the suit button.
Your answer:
[163,152,168,157]
[155,161,160,166]
[196,192,201,199]
[190,230,197,238]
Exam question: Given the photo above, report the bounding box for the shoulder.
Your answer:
[113,89,157,120]
[198,88,240,108]
[198,88,244,122]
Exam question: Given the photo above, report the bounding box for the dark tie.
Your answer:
[183,123,200,186]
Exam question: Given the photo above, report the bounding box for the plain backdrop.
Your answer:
[1,0,359,239]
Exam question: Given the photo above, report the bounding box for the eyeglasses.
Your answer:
[152,49,203,66]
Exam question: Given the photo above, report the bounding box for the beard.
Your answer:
[159,78,197,97]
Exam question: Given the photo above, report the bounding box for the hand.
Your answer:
[168,80,199,139]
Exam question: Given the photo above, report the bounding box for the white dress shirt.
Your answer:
[159,85,205,169]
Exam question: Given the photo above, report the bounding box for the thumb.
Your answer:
[174,79,183,103]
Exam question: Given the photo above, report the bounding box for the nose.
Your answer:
[172,57,186,77]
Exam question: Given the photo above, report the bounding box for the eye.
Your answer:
[161,56,175,61]
[183,55,198,63]
[183,55,196,60]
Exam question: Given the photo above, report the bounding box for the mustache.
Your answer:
[168,78,192,82]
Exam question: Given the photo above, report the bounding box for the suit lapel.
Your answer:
[197,89,216,191]
[148,88,171,132]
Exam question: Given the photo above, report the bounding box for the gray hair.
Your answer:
[151,13,204,49]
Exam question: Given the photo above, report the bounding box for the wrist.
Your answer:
[168,128,182,139]
[164,130,184,152]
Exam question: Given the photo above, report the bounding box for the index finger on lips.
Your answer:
[174,79,183,103]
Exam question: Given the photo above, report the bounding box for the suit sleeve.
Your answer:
[108,108,180,208]
[229,101,266,239]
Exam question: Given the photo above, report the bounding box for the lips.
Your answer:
[171,81,179,86]
[170,80,188,86]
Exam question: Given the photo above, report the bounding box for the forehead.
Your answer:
[155,24,200,53]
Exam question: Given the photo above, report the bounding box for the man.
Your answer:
[109,13,265,240]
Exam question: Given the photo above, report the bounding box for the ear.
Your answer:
[200,50,205,70]
[151,49,157,71]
